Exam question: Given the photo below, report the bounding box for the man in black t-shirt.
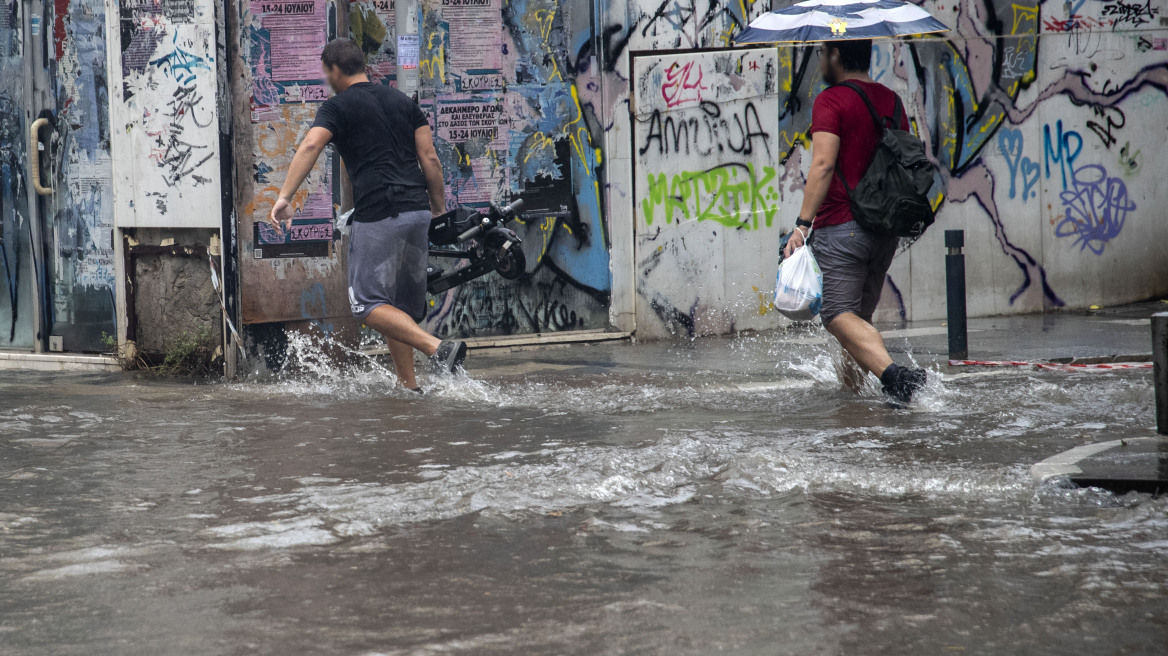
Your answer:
[269,39,467,391]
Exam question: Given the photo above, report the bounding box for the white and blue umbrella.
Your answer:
[735,0,949,44]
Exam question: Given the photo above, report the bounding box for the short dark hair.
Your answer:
[321,38,365,76]
[826,39,873,73]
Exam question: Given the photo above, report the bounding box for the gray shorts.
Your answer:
[347,209,431,322]
[809,221,898,326]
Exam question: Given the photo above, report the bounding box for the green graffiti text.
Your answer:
[641,162,779,230]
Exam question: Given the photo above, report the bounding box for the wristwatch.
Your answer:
[795,217,813,229]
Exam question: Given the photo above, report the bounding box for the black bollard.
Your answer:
[945,230,968,361]
[1154,312,1168,435]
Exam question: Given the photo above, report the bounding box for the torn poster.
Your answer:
[249,0,330,109]
[433,94,511,206]
[443,0,506,91]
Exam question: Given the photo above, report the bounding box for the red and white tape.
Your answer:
[948,359,1154,371]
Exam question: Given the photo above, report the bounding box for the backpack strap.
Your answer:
[836,81,886,134]
[829,81,903,193]
[890,95,905,131]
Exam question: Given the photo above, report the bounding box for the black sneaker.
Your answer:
[880,363,927,403]
[429,340,468,374]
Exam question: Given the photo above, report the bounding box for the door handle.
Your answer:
[30,117,53,196]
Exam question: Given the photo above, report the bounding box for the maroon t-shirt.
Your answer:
[809,80,910,229]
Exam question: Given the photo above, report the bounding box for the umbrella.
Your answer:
[734,0,949,44]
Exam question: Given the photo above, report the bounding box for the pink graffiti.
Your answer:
[661,61,706,108]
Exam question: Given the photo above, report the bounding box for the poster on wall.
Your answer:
[434,94,511,205]
[111,0,222,228]
[253,155,334,259]
[249,0,330,112]
[443,0,507,91]
[351,0,396,84]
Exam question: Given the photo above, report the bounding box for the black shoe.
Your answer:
[429,340,467,374]
[880,363,927,403]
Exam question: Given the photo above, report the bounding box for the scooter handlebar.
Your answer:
[457,200,524,242]
[501,198,524,217]
[457,223,485,243]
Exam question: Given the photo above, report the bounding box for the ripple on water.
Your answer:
[217,428,1046,536]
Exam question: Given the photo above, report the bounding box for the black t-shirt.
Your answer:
[311,82,432,222]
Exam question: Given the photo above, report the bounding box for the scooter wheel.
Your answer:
[495,244,527,280]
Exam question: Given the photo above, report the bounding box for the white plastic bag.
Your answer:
[336,208,355,237]
[773,242,823,321]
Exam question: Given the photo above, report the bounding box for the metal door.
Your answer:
[0,0,116,353]
[1,0,41,349]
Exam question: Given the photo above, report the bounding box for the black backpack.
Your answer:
[833,81,938,238]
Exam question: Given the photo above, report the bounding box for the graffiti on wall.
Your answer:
[634,51,780,231]
[597,0,1168,334]
[413,0,613,337]
[888,0,1165,286]
[229,0,1168,335]
[632,47,781,336]
[114,0,221,227]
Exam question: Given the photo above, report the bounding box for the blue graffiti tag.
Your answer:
[1042,120,1131,254]
[149,35,211,85]
[1054,164,1134,255]
[998,127,1040,201]
[1042,120,1083,191]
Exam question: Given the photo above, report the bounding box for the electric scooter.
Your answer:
[426,199,526,295]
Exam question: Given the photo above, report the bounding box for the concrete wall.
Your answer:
[599,0,1168,338]
[631,48,782,336]
[177,0,1168,347]
[128,228,222,357]
[416,0,613,338]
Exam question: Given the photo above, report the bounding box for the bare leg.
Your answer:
[835,346,867,393]
[363,304,442,375]
[386,338,419,389]
[825,312,893,377]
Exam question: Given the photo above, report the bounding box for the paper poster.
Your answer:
[249,0,330,108]
[442,0,506,90]
[397,33,419,70]
[119,0,206,99]
[433,95,511,206]
[255,160,334,258]
[434,96,510,150]
[349,0,396,84]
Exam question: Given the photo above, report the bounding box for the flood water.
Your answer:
[1,331,1165,655]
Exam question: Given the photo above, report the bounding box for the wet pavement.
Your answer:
[1,306,1166,655]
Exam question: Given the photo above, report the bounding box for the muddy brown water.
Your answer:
[1,333,1165,655]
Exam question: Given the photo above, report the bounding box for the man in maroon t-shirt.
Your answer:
[781,39,927,403]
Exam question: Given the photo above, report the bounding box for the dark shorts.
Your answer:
[810,221,899,326]
[347,209,431,322]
